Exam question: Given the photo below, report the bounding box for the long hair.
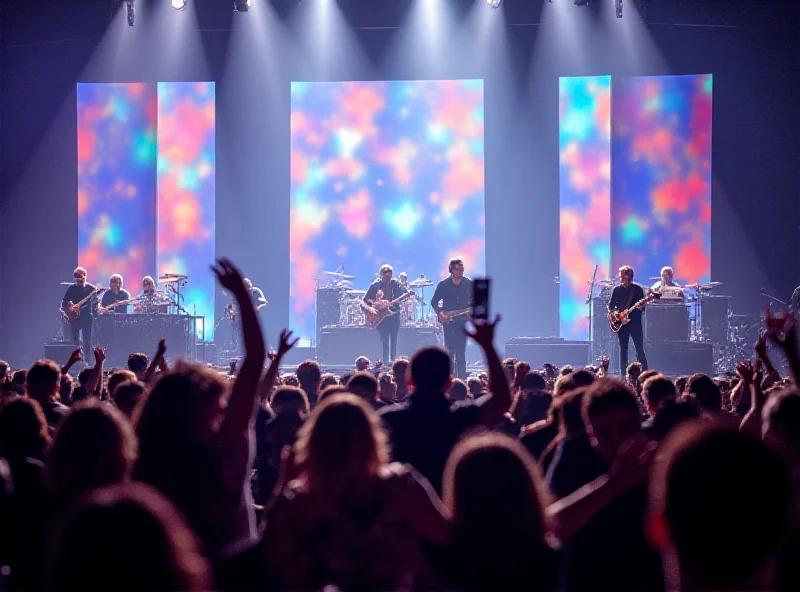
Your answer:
[47,400,137,505]
[294,394,389,492]
[0,397,50,462]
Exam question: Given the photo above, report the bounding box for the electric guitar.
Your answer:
[99,297,140,315]
[437,307,472,325]
[607,291,661,333]
[62,286,104,322]
[365,292,413,329]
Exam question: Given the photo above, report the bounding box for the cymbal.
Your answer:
[409,278,434,287]
[159,273,188,279]
[346,289,367,295]
[686,281,723,290]
[321,271,356,280]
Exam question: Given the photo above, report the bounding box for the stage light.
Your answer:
[172,0,187,10]
[126,0,135,26]
[615,0,623,18]
[233,0,251,12]
[487,0,502,7]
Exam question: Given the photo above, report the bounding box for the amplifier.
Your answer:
[646,341,713,377]
[646,304,690,342]
[504,341,589,369]
[319,326,440,366]
[44,342,79,366]
[316,289,342,345]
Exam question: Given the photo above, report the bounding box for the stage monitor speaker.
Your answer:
[319,327,439,366]
[504,341,589,369]
[646,341,713,376]
[44,343,79,367]
[316,289,342,344]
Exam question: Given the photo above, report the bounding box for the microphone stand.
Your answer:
[587,264,599,365]
[760,288,787,308]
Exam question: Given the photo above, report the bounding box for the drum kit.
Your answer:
[314,270,439,330]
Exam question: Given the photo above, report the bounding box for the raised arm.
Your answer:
[142,339,167,384]
[61,348,83,376]
[257,329,299,404]
[213,258,267,442]
[84,347,105,396]
[765,308,800,385]
[463,315,512,426]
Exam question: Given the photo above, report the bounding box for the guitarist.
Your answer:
[609,265,649,374]
[99,274,131,314]
[363,264,408,364]
[431,258,472,380]
[61,266,99,352]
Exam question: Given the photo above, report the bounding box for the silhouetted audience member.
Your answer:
[442,432,558,591]
[466,376,485,398]
[392,358,410,402]
[296,360,322,407]
[107,369,136,401]
[127,352,150,381]
[448,378,470,402]
[347,371,382,408]
[378,371,398,404]
[686,373,722,413]
[520,397,561,462]
[113,380,146,419]
[553,368,595,398]
[355,356,371,372]
[46,400,137,512]
[641,374,677,420]
[49,483,209,592]
[550,378,663,592]
[380,318,511,494]
[650,398,700,441]
[262,394,449,590]
[26,359,69,428]
[649,425,791,592]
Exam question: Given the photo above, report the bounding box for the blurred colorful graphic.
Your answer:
[77,82,216,338]
[559,74,712,340]
[290,80,486,343]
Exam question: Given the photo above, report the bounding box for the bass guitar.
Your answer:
[62,286,104,322]
[365,291,412,329]
[99,297,140,315]
[607,292,661,333]
[437,307,472,325]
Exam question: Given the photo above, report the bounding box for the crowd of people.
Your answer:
[1,258,799,591]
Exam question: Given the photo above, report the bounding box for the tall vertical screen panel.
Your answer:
[156,82,216,337]
[559,76,612,341]
[290,80,486,344]
[77,83,158,288]
[611,75,712,287]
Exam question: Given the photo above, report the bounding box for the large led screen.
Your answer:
[290,80,486,344]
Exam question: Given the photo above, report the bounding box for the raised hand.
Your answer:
[211,258,248,298]
[69,348,83,365]
[93,346,106,364]
[736,359,755,384]
[463,314,502,349]
[276,329,299,359]
[155,338,167,361]
[609,434,656,492]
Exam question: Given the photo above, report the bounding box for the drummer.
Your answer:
[651,266,684,300]
[135,276,169,313]
[398,272,409,289]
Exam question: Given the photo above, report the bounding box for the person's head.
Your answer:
[294,394,388,491]
[649,425,791,591]
[127,352,150,379]
[295,359,322,398]
[448,379,470,402]
[346,371,379,402]
[466,376,484,398]
[107,369,137,400]
[0,397,50,462]
[320,373,338,390]
[398,272,408,285]
[270,385,309,417]
[281,374,300,387]
[651,399,700,441]
[513,361,531,387]
[0,360,10,381]
[12,369,27,386]
[675,375,688,394]
[109,274,123,294]
[502,358,518,384]
[443,432,551,547]
[522,370,547,393]
[49,483,209,592]
[26,359,61,404]
[554,368,595,398]
[340,370,355,386]
[243,278,253,291]
[134,361,228,447]
[619,265,634,285]
[410,346,452,395]
[355,356,371,372]
[77,367,92,389]
[641,374,677,417]
[379,264,393,283]
[391,357,409,390]
[449,257,465,281]
[660,266,674,286]
[318,384,349,402]
[686,373,722,413]
[626,361,643,383]
[559,387,590,436]
[638,368,659,388]
[47,400,137,503]
[762,389,800,467]
[583,378,642,463]
[74,266,87,286]
[113,380,146,419]
[559,364,574,377]
[142,276,155,293]
[378,371,397,402]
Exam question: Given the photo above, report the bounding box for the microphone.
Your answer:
[760,287,766,295]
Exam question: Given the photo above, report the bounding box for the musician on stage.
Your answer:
[650,266,684,300]
[136,276,167,314]
[61,266,99,352]
[398,272,409,289]
[609,265,649,373]
[99,274,131,314]
[363,265,408,364]
[243,278,268,311]
[431,258,473,380]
